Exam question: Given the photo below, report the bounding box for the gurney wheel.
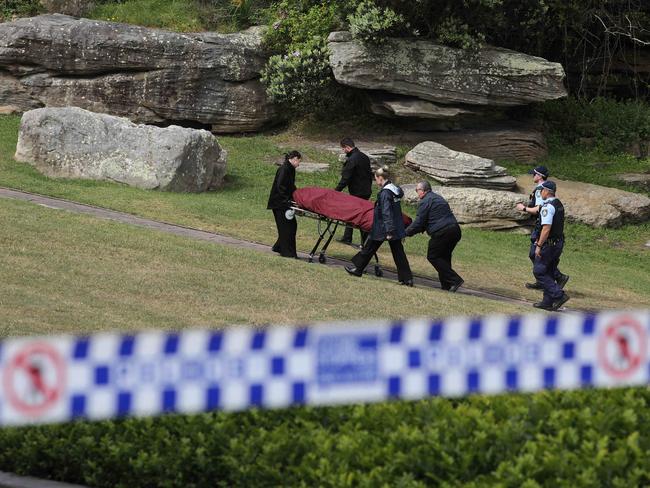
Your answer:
[374,266,383,277]
[318,254,326,264]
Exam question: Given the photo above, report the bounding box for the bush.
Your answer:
[0,388,649,487]
[347,0,405,45]
[538,97,650,155]
[261,37,335,111]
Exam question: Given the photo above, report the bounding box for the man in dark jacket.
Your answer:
[405,181,464,292]
[345,167,413,286]
[335,137,373,245]
[267,151,301,258]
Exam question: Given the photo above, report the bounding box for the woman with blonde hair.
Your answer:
[345,166,413,286]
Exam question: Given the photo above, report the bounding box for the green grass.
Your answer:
[500,142,650,196]
[0,197,530,337]
[87,0,269,33]
[2,114,649,312]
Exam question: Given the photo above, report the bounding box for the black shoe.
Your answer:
[533,301,553,311]
[345,265,362,277]
[337,238,353,245]
[550,293,570,310]
[556,274,570,289]
[400,279,414,287]
[525,282,544,290]
[449,279,464,293]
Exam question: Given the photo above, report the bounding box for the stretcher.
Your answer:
[290,187,412,275]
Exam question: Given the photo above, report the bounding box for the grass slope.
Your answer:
[2,115,648,312]
[0,197,529,336]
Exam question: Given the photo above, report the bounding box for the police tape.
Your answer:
[0,309,648,426]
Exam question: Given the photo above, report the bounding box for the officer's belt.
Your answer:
[544,237,564,246]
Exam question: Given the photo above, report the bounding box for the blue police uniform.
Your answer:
[528,184,566,286]
[533,197,566,307]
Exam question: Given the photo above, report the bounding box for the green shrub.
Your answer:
[261,37,334,111]
[0,388,649,487]
[538,97,650,155]
[347,0,405,45]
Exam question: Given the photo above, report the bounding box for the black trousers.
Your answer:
[272,209,297,258]
[427,224,463,290]
[341,194,370,244]
[352,238,412,283]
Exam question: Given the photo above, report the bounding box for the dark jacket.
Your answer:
[335,147,373,198]
[267,161,296,210]
[371,182,407,241]
[405,191,458,237]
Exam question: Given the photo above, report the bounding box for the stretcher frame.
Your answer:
[290,203,383,276]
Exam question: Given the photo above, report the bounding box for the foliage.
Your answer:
[261,37,336,112]
[537,97,650,154]
[261,0,359,115]
[89,0,207,31]
[0,0,41,20]
[347,0,404,45]
[0,389,648,486]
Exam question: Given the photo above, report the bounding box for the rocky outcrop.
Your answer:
[402,184,531,231]
[328,31,567,107]
[0,15,278,132]
[15,107,226,192]
[515,175,650,228]
[427,127,548,163]
[405,141,517,190]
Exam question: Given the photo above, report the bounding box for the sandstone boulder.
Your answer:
[405,141,517,190]
[328,31,567,107]
[515,175,650,228]
[402,184,531,231]
[0,15,278,132]
[15,107,226,192]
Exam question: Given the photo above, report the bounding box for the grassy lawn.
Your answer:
[1,114,649,314]
[0,197,529,337]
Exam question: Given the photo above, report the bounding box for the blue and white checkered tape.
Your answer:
[0,310,648,426]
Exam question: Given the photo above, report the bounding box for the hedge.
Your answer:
[0,388,649,487]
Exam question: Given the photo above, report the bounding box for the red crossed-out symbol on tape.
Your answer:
[597,315,648,379]
[2,342,66,417]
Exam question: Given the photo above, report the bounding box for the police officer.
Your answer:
[335,137,373,245]
[345,166,413,286]
[405,181,464,292]
[516,165,569,290]
[267,150,301,258]
[532,180,570,310]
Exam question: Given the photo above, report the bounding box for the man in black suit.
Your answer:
[335,137,373,245]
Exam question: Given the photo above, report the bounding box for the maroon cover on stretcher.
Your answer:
[292,187,412,232]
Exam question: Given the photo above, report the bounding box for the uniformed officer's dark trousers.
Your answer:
[341,193,370,244]
[272,209,297,258]
[427,224,463,290]
[533,240,564,304]
[529,235,563,281]
[352,238,412,283]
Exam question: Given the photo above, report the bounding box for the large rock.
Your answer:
[405,141,517,190]
[328,31,567,107]
[15,107,226,192]
[515,175,650,228]
[0,15,278,132]
[427,127,548,163]
[402,184,531,231]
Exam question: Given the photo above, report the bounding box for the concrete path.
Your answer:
[0,471,87,488]
[0,187,571,310]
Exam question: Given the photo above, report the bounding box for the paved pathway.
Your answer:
[1,187,572,310]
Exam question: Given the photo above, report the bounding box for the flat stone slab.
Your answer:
[405,141,517,190]
[328,31,567,107]
[615,172,650,191]
[402,183,530,231]
[15,107,226,192]
[515,175,650,228]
